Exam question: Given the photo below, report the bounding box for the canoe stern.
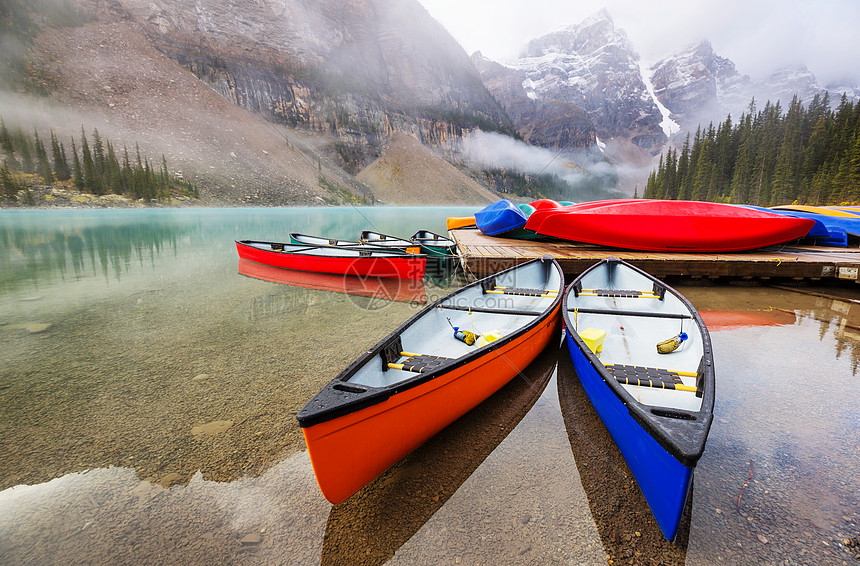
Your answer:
[300,305,562,504]
[565,330,693,541]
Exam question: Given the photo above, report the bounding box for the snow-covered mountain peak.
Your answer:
[520,9,633,60]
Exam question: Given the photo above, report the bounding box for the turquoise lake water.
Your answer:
[0,207,858,565]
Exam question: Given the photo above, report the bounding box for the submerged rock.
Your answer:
[157,472,184,488]
[191,420,233,437]
[25,323,52,333]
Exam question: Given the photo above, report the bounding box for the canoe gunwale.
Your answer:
[410,229,455,247]
[359,230,414,248]
[562,257,715,467]
[236,240,426,259]
[288,233,362,247]
[296,255,563,428]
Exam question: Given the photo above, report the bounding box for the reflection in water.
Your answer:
[237,258,428,305]
[0,453,331,565]
[0,211,195,292]
[699,308,796,331]
[0,207,472,493]
[0,207,475,294]
[320,342,560,566]
[792,305,860,375]
[3,211,860,564]
[556,345,690,565]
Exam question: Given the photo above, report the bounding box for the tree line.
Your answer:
[643,94,860,206]
[1,118,198,203]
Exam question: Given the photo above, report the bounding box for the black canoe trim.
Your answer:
[236,240,426,258]
[439,304,543,317]
[288,233,362,247]
[411,230,456,246]
[568,307,692,320]
[296,255,563,428]
[562,257,715,467]
[359,231,414,246]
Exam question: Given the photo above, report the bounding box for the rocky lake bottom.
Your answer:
[0,208,858,564]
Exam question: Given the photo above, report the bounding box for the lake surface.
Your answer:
[0,207,858,565]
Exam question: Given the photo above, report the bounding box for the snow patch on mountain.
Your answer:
[639,61,679,137]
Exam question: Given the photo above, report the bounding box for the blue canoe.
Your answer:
[562,258,714,541]
[742,206,849,246]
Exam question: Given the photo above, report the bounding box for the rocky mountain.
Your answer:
[476,10,858,191]
[495,10,664,153]
[649,41,842,138]
[2,0,523,206]
[7,1,856,205]
[103,0,515,169]
[470,53,597,152]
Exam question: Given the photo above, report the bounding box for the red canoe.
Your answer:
[525,200,816,252]
[235,240,426,280]
[297,255,564,504]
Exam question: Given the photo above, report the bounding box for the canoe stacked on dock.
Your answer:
[460,198,819,252]
[563,258,715,540]
[297,255,564,504]
[524,200,815,252]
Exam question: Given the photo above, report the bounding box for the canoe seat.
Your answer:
[603,364,697,393]
[573,280,666,300]
[481,281,558,298]
[579,289,659,298]
[387,352,452,373]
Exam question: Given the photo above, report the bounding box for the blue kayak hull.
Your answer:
[475,200,528,236]
[564,330,693,541]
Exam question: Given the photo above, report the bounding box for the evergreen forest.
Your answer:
[1,118,198,203]
[643,94,860,206]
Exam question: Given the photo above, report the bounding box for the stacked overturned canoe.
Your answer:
[525,200,815,252]
[297,256,564,504]
[563,258,714,540]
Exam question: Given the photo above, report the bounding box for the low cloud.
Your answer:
[461,130,592,185]
[459,130,625,199]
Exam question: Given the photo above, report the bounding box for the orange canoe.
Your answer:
[446,216,477,230]
[297,255,564,504]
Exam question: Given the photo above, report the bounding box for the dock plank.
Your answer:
[450,229,860,283]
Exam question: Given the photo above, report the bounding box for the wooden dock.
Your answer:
[450,229,860,283]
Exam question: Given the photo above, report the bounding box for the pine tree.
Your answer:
[691,126,714,201]
[92,128,106,178]
[16,130,35,173]
[51,131,71,181]
[105,141,122,194]
[1,161,18,199]
[121,145,134,198]
[681,127,703,200]
[848,133,860,203]
[158,155,170,200]
[80,127,102,195]
[0,118,18,170]
[676,134,690,199]
[33,130,55,183]
[729,114,754,203]
[71,137,84,190]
